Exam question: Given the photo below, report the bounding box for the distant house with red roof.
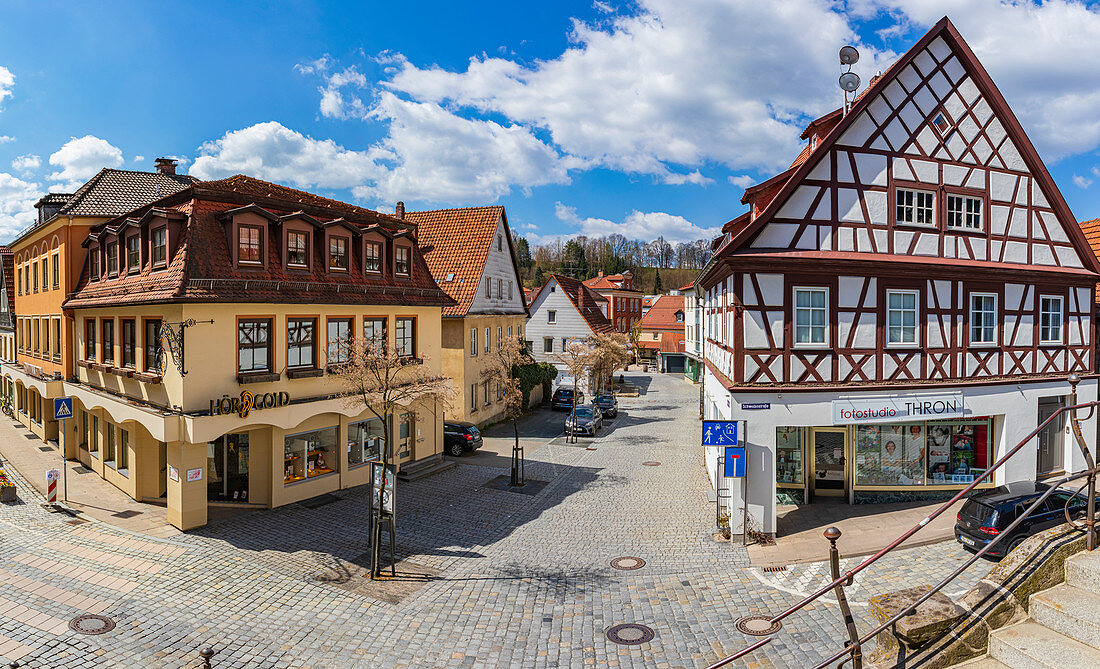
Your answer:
[525,274,614,372]
[582,270,643,333]
[636,294,686,373]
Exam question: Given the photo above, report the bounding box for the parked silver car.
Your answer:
[565,405,603,436]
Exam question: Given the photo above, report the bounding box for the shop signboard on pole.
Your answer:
[371,461,395,515]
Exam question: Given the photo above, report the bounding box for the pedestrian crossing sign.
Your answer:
[53,397,73,421]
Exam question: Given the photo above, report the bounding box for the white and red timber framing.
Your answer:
[694,17,1100,536]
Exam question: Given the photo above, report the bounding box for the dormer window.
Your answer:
[151,227,167,268]
[287,231,309,267]
[395,246,410,276]
[126,235,140,273]
[329,237,348,271]
[238,225,263,264]
[106,241,119,277]
[90,248,100,281]
[364,242,382,273]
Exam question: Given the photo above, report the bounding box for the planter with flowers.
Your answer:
[0,469,16,502]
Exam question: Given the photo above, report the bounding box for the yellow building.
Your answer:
[4,162,193,443]
[62,176,453,529]
[408,206,529,426]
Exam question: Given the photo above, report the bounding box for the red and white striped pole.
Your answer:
[45,468,59,505]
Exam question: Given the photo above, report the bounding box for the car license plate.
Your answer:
[959,534,976,547]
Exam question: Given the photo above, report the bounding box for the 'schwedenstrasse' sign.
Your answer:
[832,394,964,425]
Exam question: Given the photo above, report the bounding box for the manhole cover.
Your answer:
[610,556,646,570]
[606,623,654,645]
[69,614,115,635]
[642,461,660,466]
[735,615,781,636]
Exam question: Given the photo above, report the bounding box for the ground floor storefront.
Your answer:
[684,354,702,383]
[57,383,443,530]
[702,370,1096,537]
[2,362,62,443]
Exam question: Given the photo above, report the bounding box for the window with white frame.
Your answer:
[947,194,983,230]
[1039,296,1063,344]
[470,384,477,411]
[484,327,490,353]
[543,337,553,353]
[470,327,478,356]
[969,293,997,345]
[886,290,918,345]
[793,287,828,345]
[896,188,935,226]
[547,310,556,323]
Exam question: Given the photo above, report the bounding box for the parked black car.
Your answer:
[565,405,603,436]
[592,394,618,418]
[954,481,1087,558]
[443,421,482,457]
[551,387,584,411]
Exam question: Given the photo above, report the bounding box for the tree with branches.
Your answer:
[558,339,594,444]
[481,335,533,486]
[627,321,643,366]
[330,335,455,578]
[587,332,631,395]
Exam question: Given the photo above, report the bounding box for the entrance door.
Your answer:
[811,428,847,498]
[157,442,167,497]
[207,434,250,502]
[1037,397,1065,476]
[397,413,412,463]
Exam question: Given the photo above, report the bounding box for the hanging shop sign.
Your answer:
[210,391,291,419]
[832,394,964,425]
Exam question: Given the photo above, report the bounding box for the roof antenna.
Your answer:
[839,45,861,116]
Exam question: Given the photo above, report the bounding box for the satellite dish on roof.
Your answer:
[839,45,860,66]
[839,72,861,92]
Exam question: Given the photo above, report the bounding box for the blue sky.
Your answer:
[3,0,1100,245]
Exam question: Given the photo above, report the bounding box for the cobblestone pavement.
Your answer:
[0,373,991,668]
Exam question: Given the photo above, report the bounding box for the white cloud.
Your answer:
[728,174,756,188]
[0,172,41,240]
[317,67,370,120]
[0,136,13,144]
[554,202,720,244]
[0,66,13,108]
[868,0,1100,159]
[48,135,124,190]
[593,1,614,13]
[134,155,145,164]
[1073,174,1092,189]
[11,154,39,173]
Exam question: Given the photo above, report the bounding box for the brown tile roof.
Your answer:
[406,205,514,317]
[638,331,684,354]
[0,248,12,313]
[545,274,614,334]
[1078,217,1100,301]
[64,178,453,310]
[57,169,195,217]
[639,294,685,330]
[583,272,642,293]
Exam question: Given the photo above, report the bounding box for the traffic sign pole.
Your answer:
[53,398,74,506]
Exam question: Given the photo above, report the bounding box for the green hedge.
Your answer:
[514,361,558,409]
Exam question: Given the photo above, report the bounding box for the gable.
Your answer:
[742,20,1097,274]
[467,214,526,314]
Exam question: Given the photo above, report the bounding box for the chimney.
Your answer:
[154,157,177,175]
[597,270,604,278]
[395,201,405,219]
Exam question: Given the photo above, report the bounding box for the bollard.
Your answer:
[825,527,863,669]
[199,646,215,668]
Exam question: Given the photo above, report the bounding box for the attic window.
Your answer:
[444,273,455,282]
[932,111,951,135]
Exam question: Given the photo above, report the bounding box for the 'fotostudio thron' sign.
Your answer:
[832,394,964,425]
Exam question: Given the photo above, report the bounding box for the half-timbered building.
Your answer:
[696,17,1100,536]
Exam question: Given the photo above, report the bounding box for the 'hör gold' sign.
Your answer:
[210,390,291,419]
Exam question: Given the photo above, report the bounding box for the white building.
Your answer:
[696,17,1099,538]
[525,274,615,378]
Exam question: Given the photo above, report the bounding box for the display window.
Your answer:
[853,418,990,486]
[349,418,384,467]
[776,427,803,485]
[926,419,990,484]
[284,426,337,483]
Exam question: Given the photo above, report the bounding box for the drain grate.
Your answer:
[609,556,646,571]
[606,623,654,645]
[735,615,781,636]
[762,565,787,573]
[641,461,660,466]
[69,614,115,635]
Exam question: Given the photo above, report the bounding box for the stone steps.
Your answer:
[1065,548,1100,592]
[1029,583,1100,649]
[989,620,1100,668]
[951,656,1011,669]
[397,454,455,482]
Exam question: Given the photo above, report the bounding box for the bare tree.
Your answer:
[627,321,643,366]
[587,332,631,395]
[331,335,455,578]
[558,339,593,444]
[481,335,531,486]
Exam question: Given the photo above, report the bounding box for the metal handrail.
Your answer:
[708,375,1099,669]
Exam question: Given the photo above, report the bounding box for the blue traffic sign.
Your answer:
[53,397,73,421]
[723,446,746,478]
[702,420,738,446]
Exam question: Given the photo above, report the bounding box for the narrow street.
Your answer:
[0,372,989,668]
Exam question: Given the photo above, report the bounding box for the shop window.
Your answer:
[238,225,263,265]
[90,416,100,455]
[947,194,983,230]
[287,318,316,369]
[102,319,114,365]
[329,237,349,271]
[327,317,352,366]
[895,188,935,226]
[470,327,478,356]
[794,287,827,345]
[144,319,163,373]
[395,246,410,276]
[969,293,997,345]
[348,418,384,466]
[208,434,249,502]
[238,319,271,373]
[363,317,386,355]
[1039,296,1063,344]
[855,425,926,486]
[121,319,136,368]
[395,317,415,358]
[84,319,96,361]
[152,227,167,267]
[364,242,382,273]
[398,413,411,456]
[886,290,918,346]
[105,424,116,464]
[283,426,337,483]
[118,428,129,473]
[776,428,803,485]
[927,420,990,483]
[287,231,309,268]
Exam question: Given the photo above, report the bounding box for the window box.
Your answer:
[133,372,162,384]
[237,371,280,384]
[287,368,323,379]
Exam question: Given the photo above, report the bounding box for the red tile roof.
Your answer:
[543,274,614,334]
[1078,217,1100,301]
[638,331,684,354]
[639,294,685,330]
[406,206,518,318]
